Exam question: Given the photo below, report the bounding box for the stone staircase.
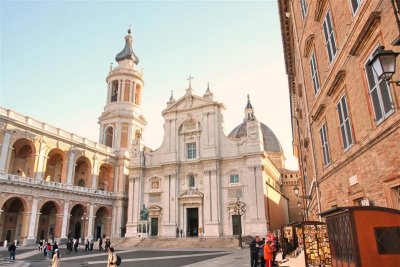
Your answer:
[112,236,241,249]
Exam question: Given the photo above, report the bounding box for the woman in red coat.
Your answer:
[264,241,274,267]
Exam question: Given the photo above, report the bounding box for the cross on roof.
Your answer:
[187,75,194,87]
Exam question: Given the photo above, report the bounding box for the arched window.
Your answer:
[104,127,114,148]
[111,81,118,102]
[189,175,195,188]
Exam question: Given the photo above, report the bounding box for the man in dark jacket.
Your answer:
[250,236,260,267]
[8,242,16,261]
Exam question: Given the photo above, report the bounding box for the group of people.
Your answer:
[250,235,285,267]
[175,227,184,237]
[35,240,60,266]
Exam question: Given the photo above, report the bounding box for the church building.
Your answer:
[0,29,293,246]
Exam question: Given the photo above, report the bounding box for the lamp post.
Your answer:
[367,46,400,85]
[233,198,246,248]
[293,185,311,221]
[81,212,89,245]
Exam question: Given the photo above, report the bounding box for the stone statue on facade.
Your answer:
[140,204,148,221]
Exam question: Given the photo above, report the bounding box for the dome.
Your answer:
[115,29,139,64]
[228,122,283,153]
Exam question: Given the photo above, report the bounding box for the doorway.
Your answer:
[186,208,199,237]
[74,222,81,239]
[96,226,102,240]
[232,215,242,235]
[6,230,12,243]
[151,218,158,236]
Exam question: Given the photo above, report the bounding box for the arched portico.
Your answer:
[36,201,61,242]
[74,156,92,188]
[9,138,36,177]
[98,163,113,191]
[94,206,112,240]
[44,148,65,183]
[69,204,87,240]
[0,197,29,245]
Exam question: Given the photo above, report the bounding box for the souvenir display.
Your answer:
[302,223,331,267]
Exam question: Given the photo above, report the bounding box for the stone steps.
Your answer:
[114,237,241,249]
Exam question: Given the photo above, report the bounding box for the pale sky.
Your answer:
[0,0,298,170]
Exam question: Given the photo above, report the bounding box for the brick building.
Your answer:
[278,0,400,220]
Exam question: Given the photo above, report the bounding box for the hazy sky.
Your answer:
[1,0,298,170]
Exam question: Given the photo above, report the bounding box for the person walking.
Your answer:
[90,239,94,252]
[46,242,52,259]
[73,239,78,253]
[180,228,183,237]
[85,239,90,252]
[263,240,274,267]
[250,236,261,267]
[52,248,60,267]
[98,237,103,251]
[8,242,16,261]
[176,227,179,237]
[107,247,117,267]
[282,239,289,261]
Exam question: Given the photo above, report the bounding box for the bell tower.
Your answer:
[98,29,146,150]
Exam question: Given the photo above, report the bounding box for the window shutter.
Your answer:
[370,89,383,122]
[379,80,393,114]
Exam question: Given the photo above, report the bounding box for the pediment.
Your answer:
[178,189,204,199]
[163,93,220,114]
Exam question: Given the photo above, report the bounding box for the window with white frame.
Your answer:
[189,174,195,188]
[187,142,196,159]
[310,52,320,94]
[300,0,307,18]
[323,10,337,63]
[350,0,362,14]
[319,123,331,166]
[337,95,353,150]
[365,60,394,124]
[230,174,239,184]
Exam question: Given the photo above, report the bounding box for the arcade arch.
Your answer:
[94,206,112,240]
[36,201,59,241]
[44,149,65,183]
[9,138,36,177]
[68,204,87,240]
[73,156,91,188]
[98,163,113,191]
[0,197,29,245]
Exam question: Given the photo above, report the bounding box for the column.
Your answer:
[26,197,39,245]
[203,169,219,236]
[132,82,137,104]
[111,205,117,237]
[117,79,122,101]
[127,176,134,224]
[106,82,111,103]
[92,157,99,189]
[87,204,94,240]
[113,165,119,192]
[0,131,12,172]
[59,201,70,243]
[66,151,75,185]
[35,140,47,179]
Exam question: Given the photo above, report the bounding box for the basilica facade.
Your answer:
[0,29,295,246]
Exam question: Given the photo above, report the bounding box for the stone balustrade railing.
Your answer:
[0,172,114,198]
[0,107,114,154]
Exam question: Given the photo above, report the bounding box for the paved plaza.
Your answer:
[0,245,306,267]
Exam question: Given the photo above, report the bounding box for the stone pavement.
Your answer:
[0,246,306,267]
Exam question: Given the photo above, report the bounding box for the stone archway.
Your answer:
[0,197,29,245]
[69,204,87,240]
[94,206,112,241]
[36,201,60,242]
[98,164,113,191]
[9,138,36,177]
[44,149,65,183]
[74,156,91,188]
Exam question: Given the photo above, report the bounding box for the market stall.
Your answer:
[321,206,400,267]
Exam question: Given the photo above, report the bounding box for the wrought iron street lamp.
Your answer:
[81,212,89,245]
[367,46,400,85]
[233,198,246,248]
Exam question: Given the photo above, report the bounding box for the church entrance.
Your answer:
[232,215,242,235]
[150,218,158,236]
[186,208,198,237]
